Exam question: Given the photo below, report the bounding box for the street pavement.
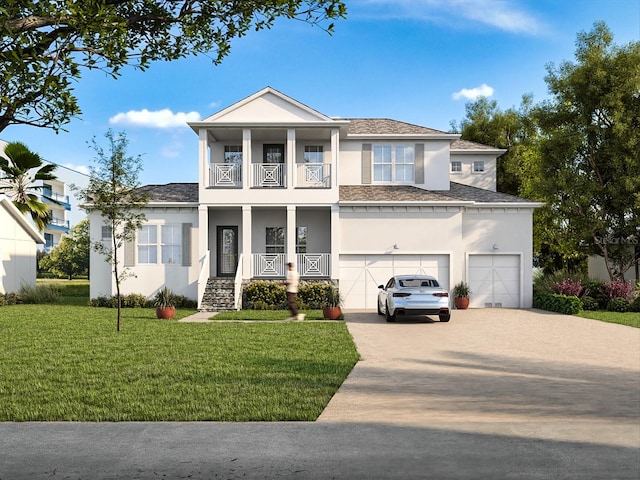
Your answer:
[1,309,639,479]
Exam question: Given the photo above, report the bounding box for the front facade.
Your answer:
[90,87,541,309]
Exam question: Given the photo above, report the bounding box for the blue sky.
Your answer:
[3,0,639,186]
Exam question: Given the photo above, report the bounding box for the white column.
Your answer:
[197,205,209,308]
[287,129,295,189]
[242,129,252,189]
[242,205,252,279]
[331,128,339,189]
[287,205,296,264]
[199,129,208,188]
[330,204,340,280]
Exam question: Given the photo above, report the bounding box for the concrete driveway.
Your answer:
[1,309,639,479]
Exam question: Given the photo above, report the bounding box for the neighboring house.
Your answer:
[0,196,45,294]
[90,87,542,309]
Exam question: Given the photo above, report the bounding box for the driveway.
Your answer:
[1,309,639,479]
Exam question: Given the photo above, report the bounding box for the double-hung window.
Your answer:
[473,161,485,173]
[138,225,158,264]
[373,145,414,182]
[161,224,182,265]
[266,227,285,254]
[296,226,308,254]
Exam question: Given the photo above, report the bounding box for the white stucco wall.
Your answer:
[450,153,497,191]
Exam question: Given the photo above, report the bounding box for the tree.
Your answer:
[76,130,149,332]
[0,0,347,133]
[0,141,56,231]
[39,218,90,279]
[532,22,640,280]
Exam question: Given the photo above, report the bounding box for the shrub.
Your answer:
[630,296,640,313]
[17,283,61,304]
[2,292,21,305]
[604,280,633,301]
[172,294,197,309]
[607,298,630,313]
[550,278,586,297]
[580,296,599,311]
[534,270,585,295]
[122,293,149,308]
[533,292,582,315]
[244,281,286,309]
[299,282,336,309]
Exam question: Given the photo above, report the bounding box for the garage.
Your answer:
[340,254,450,309]
[468,254,521,308]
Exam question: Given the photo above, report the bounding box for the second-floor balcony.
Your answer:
[208,163,331,189]
[47,216,70,231]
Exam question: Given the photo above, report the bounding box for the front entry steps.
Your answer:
[200,277,235,312]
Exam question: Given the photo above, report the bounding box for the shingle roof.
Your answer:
[137,183,198,203]
[345,118,447,135]
[339,182,534,204]
[450,139,501,151]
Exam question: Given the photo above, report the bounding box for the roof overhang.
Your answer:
[0,196,45,244]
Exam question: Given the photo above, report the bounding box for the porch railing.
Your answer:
[252,164,285,188]
[197,250,210,309]
[252,253,330,278]
[296,164,331,188]
[234,253,243,310]
[209,163,242,188]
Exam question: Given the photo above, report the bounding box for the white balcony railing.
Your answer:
[252,253,330,278]
[252,164,285,188]
[209,163,242,188]
[296,164,331,188]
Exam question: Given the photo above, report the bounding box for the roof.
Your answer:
[0,196,46,244]
[344,118,448,136]
[450,139,503,151]
[137,183,198,203]
[339,183,537,204]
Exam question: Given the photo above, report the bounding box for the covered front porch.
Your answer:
[197,204,339,308]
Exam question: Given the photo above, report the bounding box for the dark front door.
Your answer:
[217,226,238,277]
[263,144,285,164]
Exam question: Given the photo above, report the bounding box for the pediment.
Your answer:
[202,87,334,124]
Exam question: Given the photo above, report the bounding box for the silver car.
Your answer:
[377,275,451,323]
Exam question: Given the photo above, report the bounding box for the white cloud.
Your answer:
[452,83,494,100]
[353,0,545,35]
[109,109,201,128]
[62,163,90,175]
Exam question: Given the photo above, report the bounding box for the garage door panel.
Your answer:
[469,255,520,308]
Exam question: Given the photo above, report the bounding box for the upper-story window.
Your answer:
[473,161,485,173]
[304,146,323,163]
[451,161,462,173]
[224,145,242,164]
[373,145,414,182]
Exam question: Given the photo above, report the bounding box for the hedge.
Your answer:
[533,292,582,315]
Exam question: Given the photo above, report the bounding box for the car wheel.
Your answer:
[439,313,451,322]
[385,302,396,322]
[377,300,384,316]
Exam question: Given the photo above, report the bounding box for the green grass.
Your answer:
[575,310,640,328]
[0,304,359,421]
[37,278,90,305]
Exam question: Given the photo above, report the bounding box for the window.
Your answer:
[266,227,285,254]
[296,226,307,253]
[451,161,462,173]
[138,225,158,264]
[373,145,414,182]
[44,233,54,249]
[161,224,182,265]
[224,145,242,164]
[304,146,323,163]
[473,161,485,173]
[101,226,112,240]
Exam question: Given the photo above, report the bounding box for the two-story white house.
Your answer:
[89,87,542,309]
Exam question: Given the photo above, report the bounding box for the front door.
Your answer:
[217,226,238,277]
[262,144,285,187]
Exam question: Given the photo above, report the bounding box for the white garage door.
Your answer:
[468,254,520,308]
[340,254,450,309]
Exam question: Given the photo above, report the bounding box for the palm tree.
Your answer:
[0,142,57,231]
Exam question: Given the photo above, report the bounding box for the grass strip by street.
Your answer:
[0,305,359,421]
[574,310,640,328]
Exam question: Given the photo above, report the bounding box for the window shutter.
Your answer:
[415,143,424,184]
[182,223,192,266]
[124,234,136,267]
[362,143,372,184]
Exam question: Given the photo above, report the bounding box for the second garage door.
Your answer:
[468,254,521,308]
[340,254,450,309]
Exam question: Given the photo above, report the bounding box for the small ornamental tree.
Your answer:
[39,218,90,279]
[76,130,149,332]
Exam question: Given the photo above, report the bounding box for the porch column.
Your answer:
[330,204,340,280]
[331,128,339,189]
[197,205,209,308]
[199,129,208,189]
[287,205,296,264]
[242,205,252,279]
[287,129,295,189]
[242,129,251,190]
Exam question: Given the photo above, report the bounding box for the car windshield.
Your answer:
[399,279,439,288]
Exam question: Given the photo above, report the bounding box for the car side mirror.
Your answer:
[378,285,384,289]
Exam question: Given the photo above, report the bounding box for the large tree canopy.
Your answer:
[0,0,346,133]
[533,22,640,280]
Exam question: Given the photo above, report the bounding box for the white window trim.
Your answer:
[451,161,462,174]
[473,161,485,173]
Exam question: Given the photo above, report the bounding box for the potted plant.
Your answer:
[452,282,471,310]
[322,285,343,320]
[153,287,176,319]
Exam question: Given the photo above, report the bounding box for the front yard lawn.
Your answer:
[575,310,640,328]
[0,305,359,421]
